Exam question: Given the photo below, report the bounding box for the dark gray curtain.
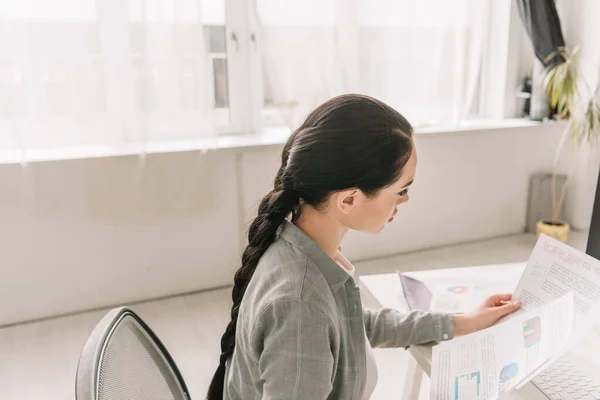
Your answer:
[515,0,565,67]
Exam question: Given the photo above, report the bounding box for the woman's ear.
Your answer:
[334,189,362,214]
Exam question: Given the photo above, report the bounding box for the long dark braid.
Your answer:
[206,154,300,399]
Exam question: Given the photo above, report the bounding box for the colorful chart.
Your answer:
[447,285,470,294]
[499,362,519,393]
[522,317,542,349]
[455,371,481,399]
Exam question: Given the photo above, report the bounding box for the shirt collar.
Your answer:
[279,220,353,289]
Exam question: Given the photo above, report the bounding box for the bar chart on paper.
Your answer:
[522,317,542,349]
[455,371,481,399]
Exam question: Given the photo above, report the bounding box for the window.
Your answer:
[0,0,226,153]
[201,0,230,126]
[0,0,514,156]
[254,0,492,130]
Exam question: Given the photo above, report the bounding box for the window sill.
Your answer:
[218,118,559,150]
[414,118,549,135]
[0,118,560,165]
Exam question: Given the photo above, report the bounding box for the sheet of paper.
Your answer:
[507,234,600,333]
[400,263,524,314]
[430,292,574,400]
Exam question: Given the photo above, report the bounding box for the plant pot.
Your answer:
[536,220,570,242]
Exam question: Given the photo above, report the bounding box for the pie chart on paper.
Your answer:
[446,285,470,294]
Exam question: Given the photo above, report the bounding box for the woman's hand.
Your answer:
[453,294,521,336]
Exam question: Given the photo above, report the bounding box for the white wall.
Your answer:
[0,152,242,326]
[0,123,565,326]
[556,0,600,230]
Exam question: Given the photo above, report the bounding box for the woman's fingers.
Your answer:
[494,300,522,318]
[488,293,513,306]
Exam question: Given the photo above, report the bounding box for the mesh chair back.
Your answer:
[76,307,190,400]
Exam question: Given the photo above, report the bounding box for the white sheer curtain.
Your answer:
[0,0,216,161]
[256,0,491,128]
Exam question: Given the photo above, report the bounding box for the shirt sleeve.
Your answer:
[362,308,455,348]
[255,298,336,399]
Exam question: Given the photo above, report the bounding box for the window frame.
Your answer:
[222,0,530,136]
[218,0,257,135]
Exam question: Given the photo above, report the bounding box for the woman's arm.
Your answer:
[363,294,521,348]
[363,308,455,348]
[256,298,335,399]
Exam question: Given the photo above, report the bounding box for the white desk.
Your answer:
[359,263,548,400]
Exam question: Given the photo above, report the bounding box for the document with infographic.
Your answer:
[430,233,600,399]
[430,292,573,400]
[507,234,600,333]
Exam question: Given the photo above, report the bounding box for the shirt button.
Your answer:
[443,334,449,340]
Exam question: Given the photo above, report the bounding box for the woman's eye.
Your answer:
[399,188,409,196]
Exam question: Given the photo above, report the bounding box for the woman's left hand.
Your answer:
[453,294,521,336]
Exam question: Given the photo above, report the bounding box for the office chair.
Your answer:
[75,307,191,400]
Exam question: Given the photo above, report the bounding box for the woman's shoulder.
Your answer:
[247,238,336,313]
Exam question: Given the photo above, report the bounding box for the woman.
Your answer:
[207,94,520,399]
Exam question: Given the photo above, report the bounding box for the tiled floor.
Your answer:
[0,231,589,400]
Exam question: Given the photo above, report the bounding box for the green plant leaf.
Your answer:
[543,49,579,119]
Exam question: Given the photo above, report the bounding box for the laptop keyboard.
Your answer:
[532,357,600,399]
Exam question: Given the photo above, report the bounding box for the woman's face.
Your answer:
[335,148,417,233]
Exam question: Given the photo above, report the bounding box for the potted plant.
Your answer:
[536,46,600,241]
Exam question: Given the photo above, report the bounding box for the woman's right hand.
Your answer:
[453,294,521,336]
